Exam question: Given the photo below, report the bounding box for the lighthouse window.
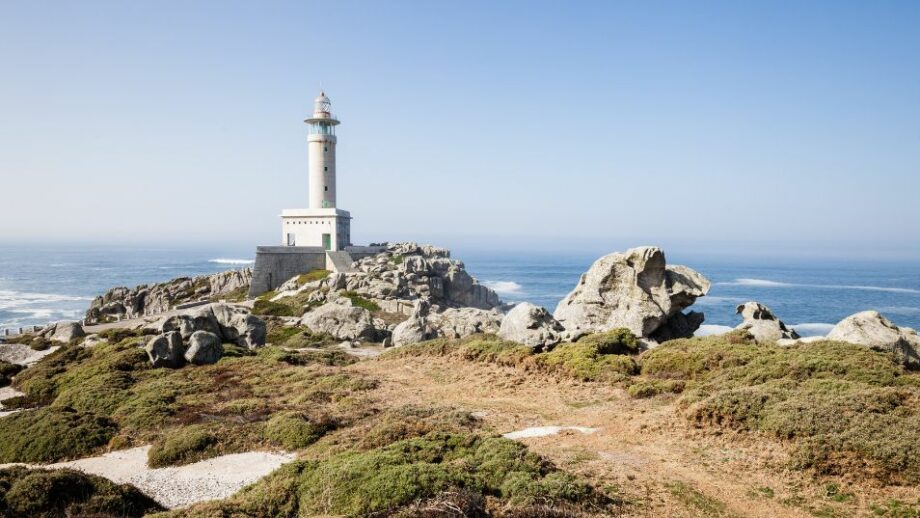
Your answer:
[324,166,328,171]
[324,186,328,191]
[324,147,327,152]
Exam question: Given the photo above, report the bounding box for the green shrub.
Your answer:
[148,425,219,467]
[0,466,162,517]
[627,379,685,398]
[297,269,330,285]
[576,328,641,355]
[0,407,117,463]
[0,361,23,388]
[530,336,639,382]
[340,291,381,312]
[252,299,298,317]
[263,411,336,450]
[386,334,534,368]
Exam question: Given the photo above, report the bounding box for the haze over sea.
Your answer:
[2,243,920,337]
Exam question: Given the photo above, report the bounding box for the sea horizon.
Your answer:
[2,241,919,337]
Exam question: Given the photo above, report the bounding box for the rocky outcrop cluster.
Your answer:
[828,310,920,369]
[389,300,503,347]
[553,247,710,341]
[337,243,501,310]
[144,303,266,367]
[85,269,252,324]
[38,321,86,343]
[735,301,799,343]
[498,302,565,350]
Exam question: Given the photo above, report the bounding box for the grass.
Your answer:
[340,290,381,312]
[252,299,299,317]
[297,269,330,285]
[263,411,337,450]
[387,330,642,384]
[666,481,737,517]
[2,337,380,465]
[637,334,920,484]
[0,406,117,463]
[0,360,23,388]
[4,332,54,351]
[0,466,163,517]
[160,431,617,517]
[265,322,335,349]
[147,424,219,467]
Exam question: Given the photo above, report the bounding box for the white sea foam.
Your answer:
[790,322,835,337]
[208,258,254,265]
[694,296,748,306]
[876,306,920,316]
[0,290,92,311]
[718,278,920,294]
[484,280,523,295]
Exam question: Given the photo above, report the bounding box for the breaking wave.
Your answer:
[719,278,920,294]
[208,258,254,265]
[484,280,524,295]
[0,290,92,311]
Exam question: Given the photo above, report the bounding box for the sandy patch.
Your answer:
[503,426,598,439]
[2,446,295,509]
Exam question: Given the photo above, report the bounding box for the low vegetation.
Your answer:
[0,466,162,517]
[4,333,54,351]
[340,290,381,312]
[638,334,920,484]
[0,338,379,465]
[0,406,117,463]
[161,431,619,517]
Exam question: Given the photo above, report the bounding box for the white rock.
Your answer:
[827,310,920,369]
[499,302,565,350]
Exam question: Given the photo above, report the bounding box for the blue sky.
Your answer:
[1,1,918,257]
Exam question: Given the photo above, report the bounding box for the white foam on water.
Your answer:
[876,306,920,316]
[484,280,523,295]
[503,426,598,440]
[208,258,254,265]
[790,322,835,336]
[0,290,93,311]
[718,278,920,294]
[694,324,734,337]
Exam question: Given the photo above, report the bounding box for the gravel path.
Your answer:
[1,446,295,509]
[503,426,599,439]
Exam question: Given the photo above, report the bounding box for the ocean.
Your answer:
[2,244,920,338]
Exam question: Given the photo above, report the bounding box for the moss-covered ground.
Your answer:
[0,466,163,517]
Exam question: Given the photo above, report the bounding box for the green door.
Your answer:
[322,233,331,251]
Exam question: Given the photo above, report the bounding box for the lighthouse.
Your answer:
[249,90,383,297]
[306,91,338,209]
[279,91,352,251]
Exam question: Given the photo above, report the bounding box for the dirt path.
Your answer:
[353,355,916,518]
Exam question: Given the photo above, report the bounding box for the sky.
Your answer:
[1,1,918,258]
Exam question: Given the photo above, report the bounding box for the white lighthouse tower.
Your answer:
[280,91,352,250]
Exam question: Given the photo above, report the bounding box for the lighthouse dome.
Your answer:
[313,91,332,116]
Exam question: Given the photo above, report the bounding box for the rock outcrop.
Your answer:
[145,331,185,368]
[300,302,378,342]
[389,300,503,347]
[85,268,252,324]
[827,311,920,369]
[334,243,501,311]
[735,301,799,343]
[145,304,263,367]
[39,321,86,343]
[390,301,438,347]
[499,302,565,350]
[184,331,223,365]
[553,247,710,340]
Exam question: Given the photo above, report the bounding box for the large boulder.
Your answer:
[153,303,265,349]
[735,301,799,343]
[299,302,377,342]
[390,300,438,347]
[145,331,185,368]
[45,321,86,343]
[499,302,565,350]
[429,307,503,339]
[184,331,223,365]
[827,311,920,369]
[553,247,710,339]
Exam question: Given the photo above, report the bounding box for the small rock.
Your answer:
[50,321,86,343]
[827,310,920,369]
[734,301,799,343]
[498,302,564,350]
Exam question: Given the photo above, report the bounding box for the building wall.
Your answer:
[281,214,350,250]
[248,246,327,297]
